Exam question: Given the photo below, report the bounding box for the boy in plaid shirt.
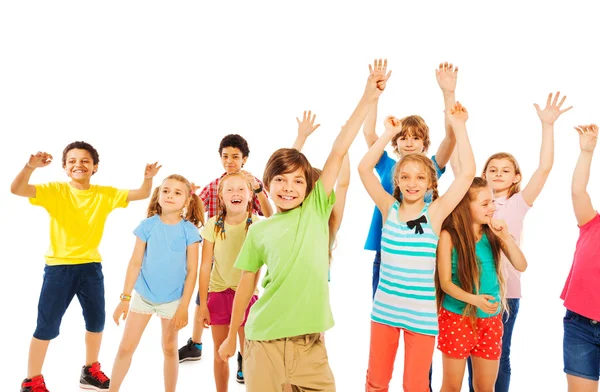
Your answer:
[179,134,272,378]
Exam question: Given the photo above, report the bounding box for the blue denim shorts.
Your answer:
[563,309,600,381]
[34,263,105,340]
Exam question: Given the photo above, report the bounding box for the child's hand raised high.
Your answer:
[534,91,573,125]
[435,62,458,93]
[366,58,392,99]
[296,110,321,139]
[575,124,599,153]
[447,101,469,126]
[144,162,162,179]
[27,151,53,169]
[383,116,403,135]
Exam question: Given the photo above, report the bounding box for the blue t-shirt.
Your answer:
[133,215,201,303]
[364,151,445,252]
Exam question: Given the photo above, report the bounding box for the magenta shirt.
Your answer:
[561,213,600,321]
[493,192,530,298]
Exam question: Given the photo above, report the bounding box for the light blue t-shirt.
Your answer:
[133,215,201,303]
[364,151,445,251]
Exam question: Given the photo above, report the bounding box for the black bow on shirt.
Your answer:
[406,215,428,235]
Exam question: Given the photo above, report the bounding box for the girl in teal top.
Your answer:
[435,177,527,392]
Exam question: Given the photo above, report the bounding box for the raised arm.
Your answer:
[358,118,400,216]
[437,231,499,314]
[428,102,476,234]
[572,124,598,226]
[127,162,162,202]
[522,92,573,205]
[362,59,391,148]
[10,152,53,198]
[489,218,527,272]
[434,62,458,168]
[330,153,350,235]
[292,110,321,151]
[321,59,390,195]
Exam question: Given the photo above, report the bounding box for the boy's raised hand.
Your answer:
[575,124,598,153]
[144,162,162,179]
[447,101,469,126]
[435,62,458,93]
[383,116,403,134]
[296,110,321,139]
[366,58,392,99]
[534,91,573,125]
[28,151,53,169]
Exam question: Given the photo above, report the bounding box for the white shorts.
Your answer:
[130,294,181,319]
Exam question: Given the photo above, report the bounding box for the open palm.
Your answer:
[534,91,572,125]
[575,124,598,152]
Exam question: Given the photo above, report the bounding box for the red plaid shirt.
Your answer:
[200,173,268,218]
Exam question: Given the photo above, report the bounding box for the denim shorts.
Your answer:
[34,263,105,340]
[563,309,600,381]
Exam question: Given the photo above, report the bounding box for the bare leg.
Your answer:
[85,331,103,366]
[470,356,500,392]
[567,375,598,392]
[108,312,152,392]
[161,318,179,392]
[191,305,205,344]
[212,325,230,392]
[440,354,467,392]
[27,338,51,378]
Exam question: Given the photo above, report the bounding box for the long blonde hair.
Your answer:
[214,172,254,240]
[147,174,205,228]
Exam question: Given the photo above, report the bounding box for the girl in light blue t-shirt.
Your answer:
[109,174,204,392]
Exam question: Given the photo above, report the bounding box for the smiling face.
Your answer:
[268,168,308,211]
[220,174,252,215]
[395,131,426,156]
[158,178,188,214]
[395,161,431,202]
[220,147,247,174]
[484,158,521,194]
[469,186,496,225]
[63,148,98,183]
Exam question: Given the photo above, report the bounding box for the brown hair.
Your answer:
[147,174,205,228]
[263,148,315,197]
[214,172,254,240]
[482,152,522,199]
[390,115,431,154]
[392,154,439,203]
[434,177,506,329]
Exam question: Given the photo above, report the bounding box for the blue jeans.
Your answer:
[373,251,433,391]
[563,309,600,381]
[467,298,520,392]
[372,251,381,299]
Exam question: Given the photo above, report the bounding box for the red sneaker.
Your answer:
[20,375,49,392]
[79,362,110,391]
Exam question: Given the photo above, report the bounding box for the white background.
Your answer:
[1,1,599,391]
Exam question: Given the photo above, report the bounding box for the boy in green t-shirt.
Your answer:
[217,60,390,391]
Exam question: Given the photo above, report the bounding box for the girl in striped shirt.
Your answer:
[358,102,476,392]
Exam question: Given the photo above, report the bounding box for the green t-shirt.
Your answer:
[234,179,336,340]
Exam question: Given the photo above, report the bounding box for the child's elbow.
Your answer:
[516,262,527,273]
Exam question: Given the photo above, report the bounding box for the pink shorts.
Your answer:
[437,307,503,360]
[207,288,258,326]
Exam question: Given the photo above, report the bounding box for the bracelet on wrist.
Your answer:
[253,183,263,194]
[120,294,131,301]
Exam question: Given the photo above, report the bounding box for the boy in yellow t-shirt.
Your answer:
[11,141,161,392]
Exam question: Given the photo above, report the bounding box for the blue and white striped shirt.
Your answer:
[371,201,439,336]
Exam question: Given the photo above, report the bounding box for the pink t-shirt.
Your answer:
[494,192,530,298]
[561,213,600,321]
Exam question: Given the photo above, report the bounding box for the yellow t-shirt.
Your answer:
[202,215,259,293]
[29,182,129,265]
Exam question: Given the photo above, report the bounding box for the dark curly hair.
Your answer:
[62,141,100,167]
[219,134,250,157]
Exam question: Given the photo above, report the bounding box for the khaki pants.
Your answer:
[244,333,336,392]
